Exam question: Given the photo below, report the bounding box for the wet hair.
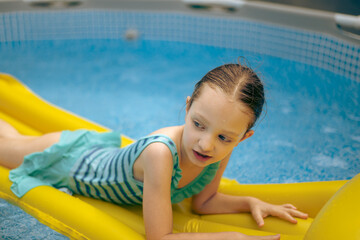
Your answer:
[188,63,265,130]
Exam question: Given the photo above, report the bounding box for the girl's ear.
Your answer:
[185,96,191,113]
[236,130,254,146]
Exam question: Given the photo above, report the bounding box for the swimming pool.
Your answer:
[0,2,359,239]
[1,37,359,183]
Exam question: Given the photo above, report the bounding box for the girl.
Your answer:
[0,63,308,240]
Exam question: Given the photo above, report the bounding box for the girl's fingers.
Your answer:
[280,204,309,220]
[289,209,309,219]
[271,208,297,224]
[278,208,309,223]
[281,211,298,224]
[251,202,309,227]
[251,209,265,227]
[282,203,297,209]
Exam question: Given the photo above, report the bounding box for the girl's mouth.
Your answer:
[193,150,211,162]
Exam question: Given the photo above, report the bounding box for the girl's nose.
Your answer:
[198,135,214,153]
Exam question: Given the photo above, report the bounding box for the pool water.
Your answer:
[0,198,66,239]
[1,38,359,184]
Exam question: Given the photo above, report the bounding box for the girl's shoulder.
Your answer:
[149,125,183,148]
[133,126,183,183]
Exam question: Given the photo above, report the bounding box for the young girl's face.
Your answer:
[182,84,254,168]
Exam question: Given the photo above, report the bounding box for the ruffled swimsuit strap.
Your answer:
[171,161,220,204]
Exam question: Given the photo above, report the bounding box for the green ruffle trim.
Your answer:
[170,161,220,204]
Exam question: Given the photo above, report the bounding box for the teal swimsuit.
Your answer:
[9,130,220,204]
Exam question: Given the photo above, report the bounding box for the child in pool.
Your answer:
[0,63,308,240]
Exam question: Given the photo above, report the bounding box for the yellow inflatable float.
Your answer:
[0,73,359,240]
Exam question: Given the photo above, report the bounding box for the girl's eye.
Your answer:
[194,121,203,129]
[219,135,231,143]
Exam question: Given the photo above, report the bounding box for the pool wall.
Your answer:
[0,0,359,82]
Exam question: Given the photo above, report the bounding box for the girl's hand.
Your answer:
[249,198,308,227]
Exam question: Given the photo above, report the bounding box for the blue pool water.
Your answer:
[0,38,359,239]
[1,39,359,183]
[0,199,66,239]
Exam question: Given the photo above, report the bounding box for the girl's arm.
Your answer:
[141,143,280,240]
[191,155,308,227]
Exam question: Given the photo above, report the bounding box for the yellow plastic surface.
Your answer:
[304,173,360,240]
[0,73,359,239]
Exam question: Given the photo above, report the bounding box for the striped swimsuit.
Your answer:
[9,130,220,204]
[68,134,220,205]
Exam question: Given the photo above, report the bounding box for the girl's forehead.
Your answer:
[196,85,248,112]
[190,85,252,134]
